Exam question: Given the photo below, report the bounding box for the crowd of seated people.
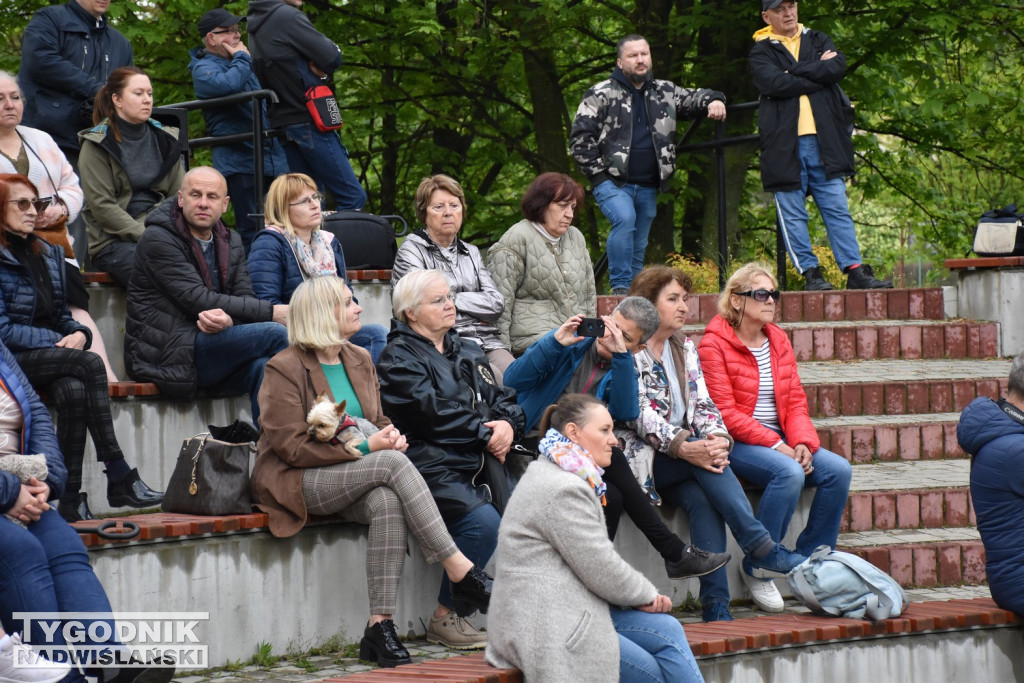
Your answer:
[0,3,865,678]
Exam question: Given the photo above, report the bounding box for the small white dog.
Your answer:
[306,393,380,458]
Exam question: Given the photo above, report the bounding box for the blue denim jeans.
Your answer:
[0,510,115,682]
[592,181,658,291]
[652,453,773,612]
[195,322,289,424]
[282,123,367,210]
[349,323,387,365]
[728,440,851,557]
[437,503,501,610]
[610,608,703,683]
[226,173,276,255]
[773,135,863,273]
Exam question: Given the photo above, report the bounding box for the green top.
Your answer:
[321,362,370,454]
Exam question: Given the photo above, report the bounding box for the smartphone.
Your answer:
[577,317,606,338]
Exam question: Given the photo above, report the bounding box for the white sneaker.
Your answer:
[0,633,72,683]
[741,572,785,612]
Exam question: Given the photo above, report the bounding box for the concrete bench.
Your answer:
[944,257,1018,355]
[334,597,1020,682]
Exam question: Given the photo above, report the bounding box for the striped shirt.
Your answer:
[750,340,780,430]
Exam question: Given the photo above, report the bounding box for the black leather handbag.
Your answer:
[162,420,258,515]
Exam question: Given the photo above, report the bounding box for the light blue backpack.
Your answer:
[787,545,908,620]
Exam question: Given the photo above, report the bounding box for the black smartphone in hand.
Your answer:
[577,317,605,338]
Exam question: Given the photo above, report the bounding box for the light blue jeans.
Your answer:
[610,608,704,683]
[728,439,851,557]
[773,135,863,273]
[592,180,658,291]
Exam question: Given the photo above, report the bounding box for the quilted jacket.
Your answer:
[391,230,506,353]
[487,219,596,355]
[616,331,729,495]
[247,227,350,305]
[697,314,819,450]
[0,235,90,352]
[125,199,274,396]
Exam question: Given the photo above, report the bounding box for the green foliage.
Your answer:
[665,253,722,294]
[250,641,280,668]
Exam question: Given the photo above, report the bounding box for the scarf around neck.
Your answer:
[266,225,336,279]
[538,428,607,505]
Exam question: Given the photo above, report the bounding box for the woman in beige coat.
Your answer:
[485,394,704,682]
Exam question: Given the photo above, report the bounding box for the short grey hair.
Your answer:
[392,269,449,324]
[1010,354,1024,397]
[614,296,660,344]
[0,72,19,94]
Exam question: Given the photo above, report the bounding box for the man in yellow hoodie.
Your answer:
[750,0,891,291]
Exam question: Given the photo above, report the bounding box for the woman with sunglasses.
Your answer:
[0,71,119,382]
[0,174,163,522]
[620,265,805,622]
[697,262,851,612]
[247,173,387,362]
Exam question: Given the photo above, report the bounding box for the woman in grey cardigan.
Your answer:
[485,394,704,682]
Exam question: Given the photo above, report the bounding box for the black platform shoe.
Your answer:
[450,565,493,617]
[58,491,96,523]
[107,468,164,508]
[359,619,411,668]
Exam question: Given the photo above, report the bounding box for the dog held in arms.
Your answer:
[306,393,380,457]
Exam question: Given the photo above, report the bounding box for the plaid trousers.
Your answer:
[302,449,458,615]
[16,347,124,498]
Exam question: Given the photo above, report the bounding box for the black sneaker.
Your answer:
[665,545,731,579]
[802,266,834,291]
[845,264,893,289]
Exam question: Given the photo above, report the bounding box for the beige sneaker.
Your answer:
[426,612,487,650]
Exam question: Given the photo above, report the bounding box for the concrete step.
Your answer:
[842,460,973,533]
[598,287,948,324]
[798,358,1011,417]
[681,319,999,361]
[838,527,985,589]
[814,413,965,462]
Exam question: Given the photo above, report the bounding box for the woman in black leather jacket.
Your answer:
[377,268,525,650]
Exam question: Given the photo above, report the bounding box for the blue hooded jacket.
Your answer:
[959,396,1024,615]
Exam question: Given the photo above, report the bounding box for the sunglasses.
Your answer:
[4,197,52,213]
[738,288,781,303]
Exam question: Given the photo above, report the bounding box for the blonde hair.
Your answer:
[717,262,778,326]
[392,269,448,324]
[413,174,466,224]
[287,275,350,350]
[264,173,319,235]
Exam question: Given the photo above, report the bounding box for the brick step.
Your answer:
[814,413,965,462]
[838,528,985,589]
[680,319,999,361]
[597,287,946,324]
[798,358,1010,417]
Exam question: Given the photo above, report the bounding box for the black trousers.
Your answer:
[16,347,124,499]
[602,447,684,561]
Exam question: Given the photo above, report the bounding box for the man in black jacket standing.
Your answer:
[125,167,288,424]
[246,0,367,210]
[751,0,891,291]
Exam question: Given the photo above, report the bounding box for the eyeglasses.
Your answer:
[289,192,324,208]
[4,197,51,213]
[210,28,241,35]
[737,289,781,303]
[421,293,456,307]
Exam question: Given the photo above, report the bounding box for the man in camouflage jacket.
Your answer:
[569,34,726,294]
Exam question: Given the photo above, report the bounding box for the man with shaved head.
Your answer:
[125,166,288,423]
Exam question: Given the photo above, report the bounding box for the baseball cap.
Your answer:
[762,0,785,10]
[198,9,245,37]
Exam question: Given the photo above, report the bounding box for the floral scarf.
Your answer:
[538,428,607,505]
[266,225,336,279]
